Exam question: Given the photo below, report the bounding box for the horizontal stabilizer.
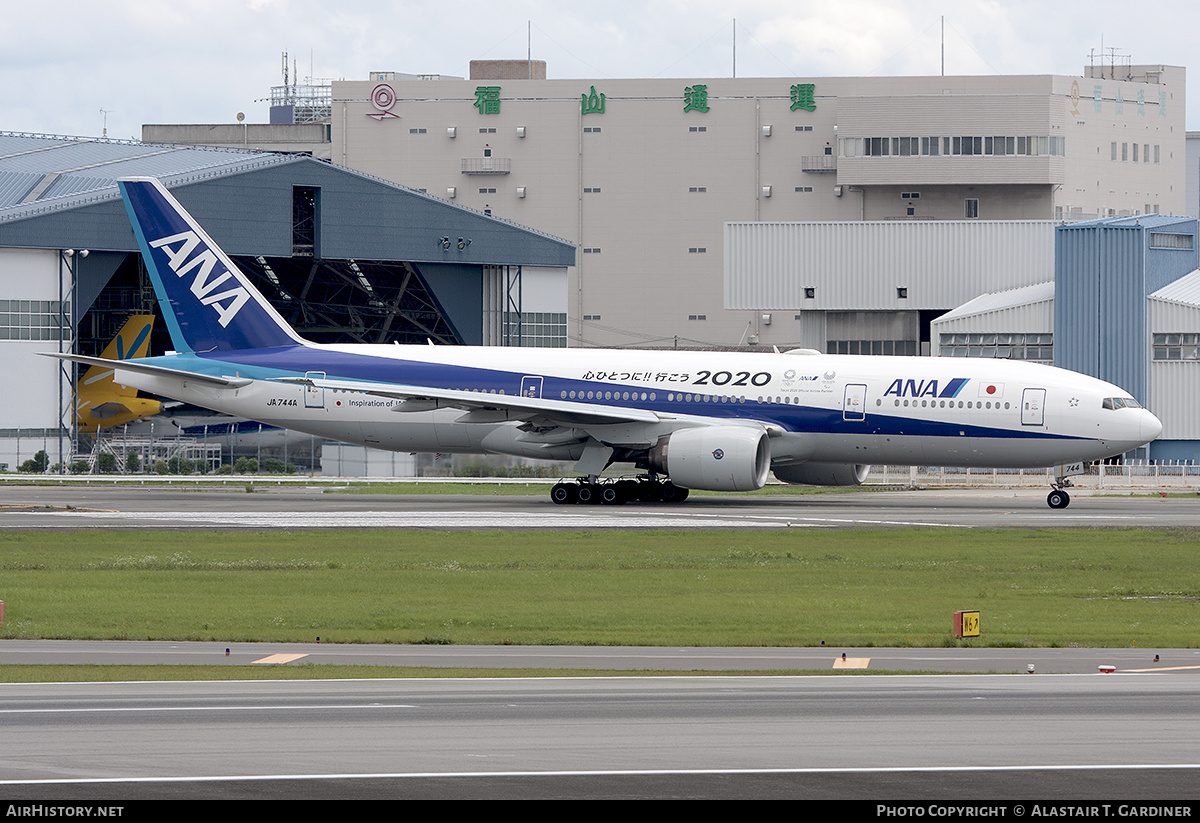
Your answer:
[43,353,253,389]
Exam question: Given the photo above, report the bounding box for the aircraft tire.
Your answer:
[576,483,599,505]
[637,481,663,502]
[600,485,624,505]
[1047,489,1070,509]
[551,482,578,505]
[659,482,688,503]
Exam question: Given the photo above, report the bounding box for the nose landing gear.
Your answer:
[1047,475,1073,509]
[1047,488,1070,509]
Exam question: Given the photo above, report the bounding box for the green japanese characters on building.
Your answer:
[474,86,501,115]
[790,83,816,112]
[582,85,606,115]
[683,84,709,113]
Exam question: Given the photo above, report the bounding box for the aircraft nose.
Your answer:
[1141,409,1163,443]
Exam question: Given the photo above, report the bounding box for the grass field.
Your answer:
[1,527,1196,649]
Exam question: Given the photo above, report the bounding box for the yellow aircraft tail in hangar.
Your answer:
[75,314,163,433]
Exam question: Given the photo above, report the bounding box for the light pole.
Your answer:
[58,248,88,472]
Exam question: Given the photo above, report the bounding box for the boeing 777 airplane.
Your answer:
[49,177,1162,509]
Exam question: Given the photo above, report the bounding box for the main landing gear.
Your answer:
[550,477,689,505]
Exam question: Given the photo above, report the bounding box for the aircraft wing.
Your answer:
[275,374,663,428]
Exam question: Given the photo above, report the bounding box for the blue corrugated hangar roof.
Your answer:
[0,132,295,214]
[0,131,575,267]
[0,132,574,347]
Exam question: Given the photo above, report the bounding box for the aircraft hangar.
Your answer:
[0,133,575,471]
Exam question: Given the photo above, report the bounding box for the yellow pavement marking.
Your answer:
[251,653,310,665]
[1120,664,1200,673]
[832,657,870,669]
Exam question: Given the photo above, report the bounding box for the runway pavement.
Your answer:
[2,483,1197,529]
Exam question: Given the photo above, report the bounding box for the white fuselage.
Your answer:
[116,344,1162,472]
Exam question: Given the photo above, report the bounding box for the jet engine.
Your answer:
[772,462,870,486]
[647,426,771,491]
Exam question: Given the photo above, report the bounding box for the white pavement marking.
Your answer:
[4,763,1200,786]
[37,510,974,529]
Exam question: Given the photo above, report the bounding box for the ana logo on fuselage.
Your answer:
[883,377,969,399]
[149,231,250,328]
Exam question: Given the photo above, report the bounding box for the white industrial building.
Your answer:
[317,60,1184,353]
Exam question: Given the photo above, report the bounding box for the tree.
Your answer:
[19,450,48,473]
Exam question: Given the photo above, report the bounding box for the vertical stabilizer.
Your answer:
[117,177,305,354]
[76,314,162,432]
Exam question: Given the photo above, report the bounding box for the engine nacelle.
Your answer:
[647,426,771,491]
[772,462,870,487]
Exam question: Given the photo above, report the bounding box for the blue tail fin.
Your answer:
[118,177,304,354]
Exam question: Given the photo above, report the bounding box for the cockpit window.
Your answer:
[1102,397,1142,410]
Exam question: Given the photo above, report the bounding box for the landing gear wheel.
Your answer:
[637,481,663,503]
[576,483,599,505]
[659,482,688,503]
[550,482,578,505]
[600,484,624,505]
[1047,489,1070,509]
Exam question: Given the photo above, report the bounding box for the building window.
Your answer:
[688,247,707,253]
[292,186,318,257]
[828,339,917,356]
[478,187,497,194]
[0,300,70,341]
[583,314,601,321]
[688,186,708,193]
[842,134,1064,158]
[583,187,602,193]
[965,199,979,219]
[582,247,601,254]
[939,333,1053,362]
[1111,141,1118,161]
[794,186,813,192]
[689,126,707,133]
[1153,333,1200,360]
[478,127,497,134]
[688,314,707,320]
[794,125,813,132]
[408,128,427,134]
[1149,233,1194,249]
[503,312,567,347]
[583,126,602,133]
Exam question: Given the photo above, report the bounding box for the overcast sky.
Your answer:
[3,0,1195,141]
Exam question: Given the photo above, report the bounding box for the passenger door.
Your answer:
[843,383,867,422]
[1021,388,1046,426]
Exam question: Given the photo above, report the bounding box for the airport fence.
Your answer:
[866,461,1200,490]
